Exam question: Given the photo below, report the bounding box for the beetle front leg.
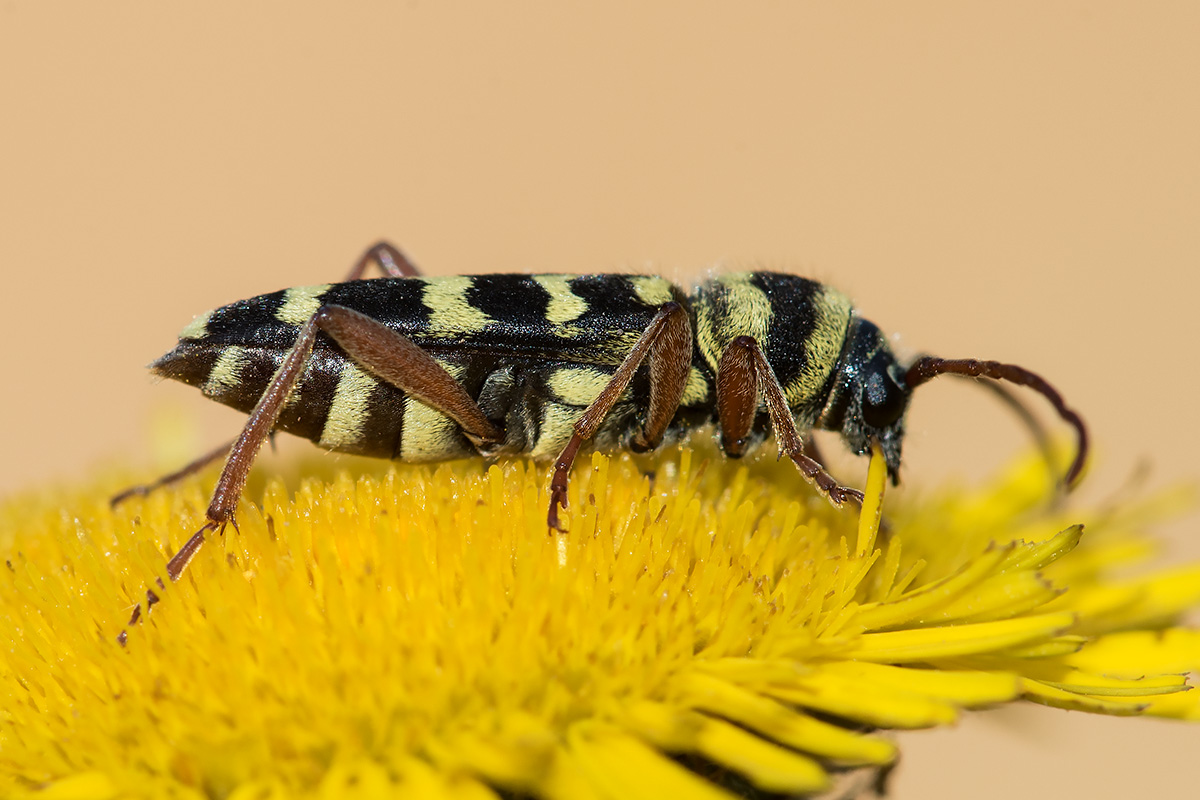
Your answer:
[716,335,863,508]
[548,302,692,531]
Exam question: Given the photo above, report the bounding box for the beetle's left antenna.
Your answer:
[904,357,1089,490]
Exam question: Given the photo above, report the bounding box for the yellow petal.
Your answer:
[1139,689,1200,721]
[856,440,888,556]
[852,546,1012,631]
[1065,629,1200,676]
[998,635,1088,659]
[1002,525,1084,571]
[672,672,896,764]
[850,613,1076,662]
[765,671,959,729]
[919,571,1062,625]
[1021,679,1150,715]
[1106,565,1200,628]
[567,724,734,800]
[538,749,610,800]
[816,661,1020,706]
[693,716,830,794]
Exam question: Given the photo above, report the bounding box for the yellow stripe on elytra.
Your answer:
[276,284,332,326]
[629,276,675,306]
[179,308,214,340]
[782,286,852,408]
[319,361,377,449]
[422,277,492,333]
[534,275,588,324]
[203,346,249,396]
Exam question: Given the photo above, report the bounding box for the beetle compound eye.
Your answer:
[861,366,908,428]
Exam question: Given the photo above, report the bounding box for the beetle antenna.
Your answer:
[904,357,1088,490]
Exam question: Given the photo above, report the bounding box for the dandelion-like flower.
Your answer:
[2,440,1198,798]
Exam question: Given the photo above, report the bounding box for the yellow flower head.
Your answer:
[2,440,1199,799]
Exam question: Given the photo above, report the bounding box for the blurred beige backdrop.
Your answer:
[2,3,1197,797]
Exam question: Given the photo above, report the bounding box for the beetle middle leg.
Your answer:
[345,240,422,279]
[548,302,692,531]
[717,335,864,508]
[120,303,503,641]
[110,439,237,507]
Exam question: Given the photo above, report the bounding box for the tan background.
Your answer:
[2,2,1198,797]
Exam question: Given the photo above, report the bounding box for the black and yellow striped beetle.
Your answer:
[115,242,1088,641]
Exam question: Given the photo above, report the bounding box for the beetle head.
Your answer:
[818,318,911,482]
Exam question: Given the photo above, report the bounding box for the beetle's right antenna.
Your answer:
[904,357,1089,490]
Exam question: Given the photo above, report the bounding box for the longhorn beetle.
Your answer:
[114,242,1088,642]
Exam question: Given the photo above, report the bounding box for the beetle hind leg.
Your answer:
[113,243,420,510]
[119,301,505,642]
